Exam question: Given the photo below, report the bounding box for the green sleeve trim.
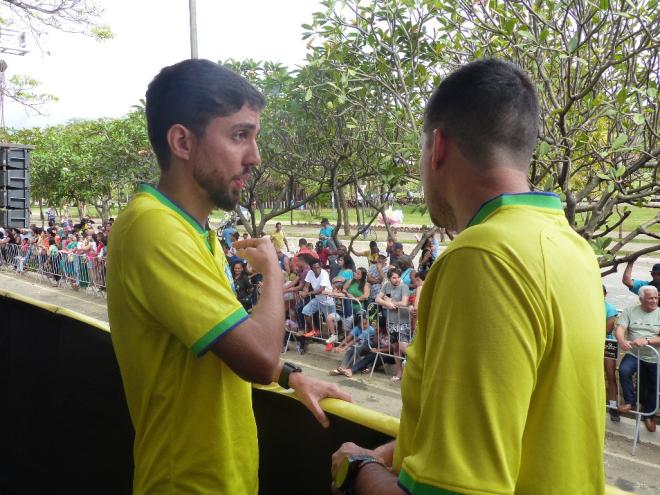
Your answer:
[398,469,461,495]
[192,307,249,356]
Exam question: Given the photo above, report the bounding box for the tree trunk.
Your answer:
[338,186,351,236]
[38,199,44,227]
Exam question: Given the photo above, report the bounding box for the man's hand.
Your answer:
[619,340,633,351]
[331,442,387,480]
[288,373,352,428]
[233,238,279,276]
[632,338,650,347]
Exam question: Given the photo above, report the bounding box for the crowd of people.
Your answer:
[0,213,111,290]
[252,220,439,382]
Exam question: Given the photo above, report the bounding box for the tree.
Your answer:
[306,0,660,268]
[1,109,156,223]
[0,0,112,113]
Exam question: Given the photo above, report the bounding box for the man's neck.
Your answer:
[157,174,212,227]
[453,166,530,231]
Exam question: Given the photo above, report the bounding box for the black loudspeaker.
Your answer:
[1,209,29,228]
[0,167,29,189]
[1,146,30,169]
[0,189,30,209]
[0,143,32,229]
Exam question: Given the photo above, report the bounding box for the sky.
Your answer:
[2,0,322,129]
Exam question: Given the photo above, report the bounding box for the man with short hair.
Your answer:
[107,59,349,495]
[300,259,334,336]
[622,259,660,295]
[331,59,605,494]
[270,221,289,252]
[319,217,335,249]
[615,285,660,433]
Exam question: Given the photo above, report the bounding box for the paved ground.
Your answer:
[2,260,660,493]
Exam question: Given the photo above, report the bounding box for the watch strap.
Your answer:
[278,361,302,389]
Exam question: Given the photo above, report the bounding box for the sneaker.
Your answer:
[325,343,334,351]
[325,334,337,345]
[609,410,621,423]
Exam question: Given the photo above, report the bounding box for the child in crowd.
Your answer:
[330,313,375,378]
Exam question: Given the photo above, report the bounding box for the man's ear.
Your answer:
[166,124,195,162]
[431,128,448,171]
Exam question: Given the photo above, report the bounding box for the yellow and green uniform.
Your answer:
[270,229,287,251]
[394,192,605,495]
[107,184,256,494]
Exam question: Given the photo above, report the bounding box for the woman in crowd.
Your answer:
[397,256,415,290]
[336,254,355,289]
[417,237,435,276]
[345,266,371,314]
[232,260,254,312]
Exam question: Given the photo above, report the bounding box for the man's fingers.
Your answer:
[306,398,330,428]
[325,385,353,403]
[233,238,266,250]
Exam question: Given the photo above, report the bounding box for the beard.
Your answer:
[428,195,457,232]
[193,163,240,212]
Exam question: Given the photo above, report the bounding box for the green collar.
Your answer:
[467,192,562,228]
[138,183,207,235]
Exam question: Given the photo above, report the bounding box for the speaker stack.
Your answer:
[0,143,32,229]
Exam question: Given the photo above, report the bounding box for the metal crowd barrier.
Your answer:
[0,242,106,296]
[282,289,417,378]
[605,337,659,455]
[628,345,659,455]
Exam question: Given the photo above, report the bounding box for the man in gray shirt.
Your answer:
[616,285,660,432]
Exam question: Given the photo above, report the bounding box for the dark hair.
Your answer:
[145,59,265,169]
[387,268,402,279]
[299,238,307,247]
[424,58,539,167]
[338,254,355,271]
[298,253,314,267]
[396,257,413,271]
[48,238,55,246]
[369,240,378,249]
[413,270,426,281]
[355,267,368,293]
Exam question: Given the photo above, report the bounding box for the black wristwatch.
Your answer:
[278,362,302,389]
[333,454,384,493]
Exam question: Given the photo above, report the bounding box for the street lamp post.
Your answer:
[189,0,198,59]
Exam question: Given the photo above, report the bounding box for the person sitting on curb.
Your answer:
[615,285,660,432]
[330,314,376,378]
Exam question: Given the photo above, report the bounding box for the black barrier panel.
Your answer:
[253,388,393,495]
[0,295,134,495]
[0,294,396,495]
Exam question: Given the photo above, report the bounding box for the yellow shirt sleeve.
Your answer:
[119,210,248,356]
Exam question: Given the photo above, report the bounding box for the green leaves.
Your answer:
[611,133,628,150]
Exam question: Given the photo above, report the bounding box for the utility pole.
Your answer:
[189,0,198,59]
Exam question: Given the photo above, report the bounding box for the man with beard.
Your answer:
[107,59,350,495]
[331,59,605,494]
